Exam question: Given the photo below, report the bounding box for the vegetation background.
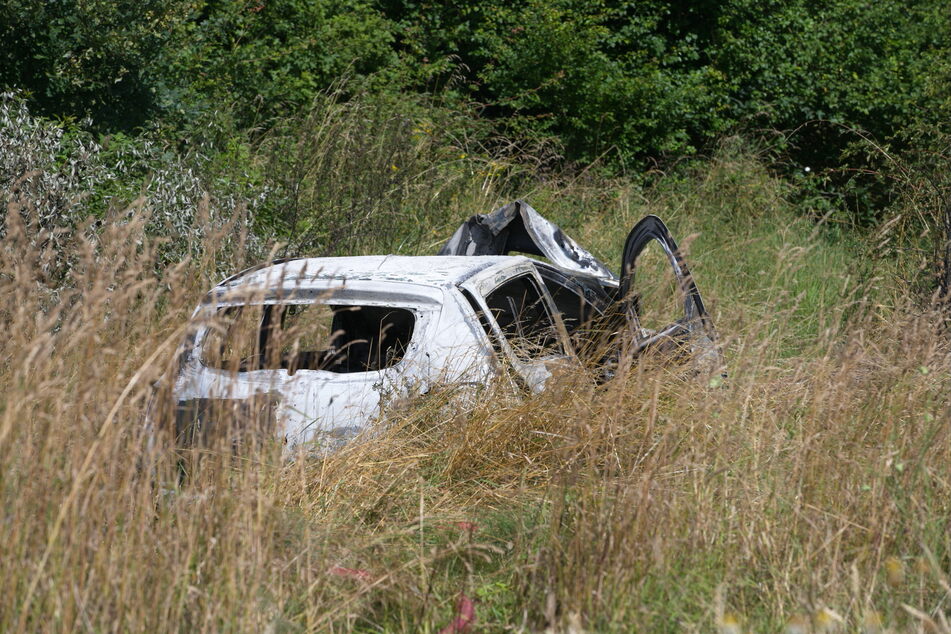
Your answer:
[2,0,951,631]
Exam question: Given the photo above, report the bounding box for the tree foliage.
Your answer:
[1,0,948,225]
[0,0,192,129]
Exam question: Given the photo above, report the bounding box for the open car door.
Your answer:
[618,215,721,369]
[441,200,722,372]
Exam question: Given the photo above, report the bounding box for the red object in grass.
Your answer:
[328,566,374,582]
[439,594,476,633]
[452,521,478,533]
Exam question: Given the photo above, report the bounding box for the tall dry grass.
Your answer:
[3,145,951,633]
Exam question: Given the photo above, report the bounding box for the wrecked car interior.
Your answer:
[164,200,722,450]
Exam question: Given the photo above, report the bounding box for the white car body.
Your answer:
[169,200,720,450]
[174,255,576,448]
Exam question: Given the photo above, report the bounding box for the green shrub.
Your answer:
[159,0,402,132]
[0,0,192,129]
[381,0,946,176]
[2,0,947,228]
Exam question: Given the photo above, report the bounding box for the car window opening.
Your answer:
[483,276,561,361]
[631,240,684,334]
[201,303,415,374]
[540,277,605,332]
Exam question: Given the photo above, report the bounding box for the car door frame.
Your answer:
[618,214,717,355]
[458,260,573,391]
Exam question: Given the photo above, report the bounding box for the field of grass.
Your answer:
[2,133,951,633]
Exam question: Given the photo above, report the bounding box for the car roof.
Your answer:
[216,255,534,292]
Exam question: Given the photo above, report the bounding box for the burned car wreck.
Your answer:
[169,200,720,449]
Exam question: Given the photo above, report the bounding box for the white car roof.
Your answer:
[216,255,531,292]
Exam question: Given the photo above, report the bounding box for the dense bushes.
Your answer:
[382,0,947,200]
[158,0,404,132]
[5,0,945,161]
[1,0,948,236]
[0,0,190,130]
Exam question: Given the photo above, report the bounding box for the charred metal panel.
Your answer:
[439,200,616,282]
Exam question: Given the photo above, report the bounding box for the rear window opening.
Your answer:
[201,303,415,374]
